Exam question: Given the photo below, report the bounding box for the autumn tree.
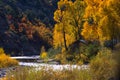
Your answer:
[53,0,73,51]
[82,0,120,46]
[67,0,86,40]
[53,0,86,51]
[98,0,120,42]
[81,0,103,41]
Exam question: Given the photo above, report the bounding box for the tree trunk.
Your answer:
[62,27,68,51]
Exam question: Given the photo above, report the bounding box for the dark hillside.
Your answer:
[0,0,58,56]
[1,0,57,26]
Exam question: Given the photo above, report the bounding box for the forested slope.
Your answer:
[0,0,58,56]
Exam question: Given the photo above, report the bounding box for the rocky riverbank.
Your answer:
[0,66,19,78]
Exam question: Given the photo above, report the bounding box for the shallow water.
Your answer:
[19,62,89,70]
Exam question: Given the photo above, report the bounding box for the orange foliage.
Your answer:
[82,0,120,41]
[81,22,99,40]
[53,25,75,49]
[34,25,53,45]
[0,48,18,68]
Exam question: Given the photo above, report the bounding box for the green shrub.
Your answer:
[55,52,68,64]
[90,48,116,80]
[80,43,99,60]
[47,47,62,58]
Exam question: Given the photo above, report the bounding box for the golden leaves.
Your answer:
[54,10,62,22]
[81,22,99,40]
[53,24,75,48]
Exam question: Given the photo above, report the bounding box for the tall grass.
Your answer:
[114,43,120,79]
[6,66,92,80]
[90,48,117,80]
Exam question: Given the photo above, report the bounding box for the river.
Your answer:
[0,56,89,78]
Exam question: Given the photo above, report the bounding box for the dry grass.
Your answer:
[90,48,117,80]
[6,66,92,80]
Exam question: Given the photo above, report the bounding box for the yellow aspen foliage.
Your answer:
[98,0,120,40]
[68,0,86,40]
[53,0,86,50]
[98,16,112,40]
[54,10,62,22]
[40,52,47,59]
[53,27,63,48]
[81,22,99,40]
[53,23,75,48]
[82,0,103,40]
[53,0,76,50]
[82,0,120,41]
[0,48,18,68]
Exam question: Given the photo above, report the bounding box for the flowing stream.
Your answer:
[0,56,89,78]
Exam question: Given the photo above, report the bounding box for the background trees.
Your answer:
[81,0,120,43]
[81,0,102,41]
[98,0,120,41]
[53,0,120,64]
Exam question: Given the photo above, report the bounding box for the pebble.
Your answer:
[0,70,6,78]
